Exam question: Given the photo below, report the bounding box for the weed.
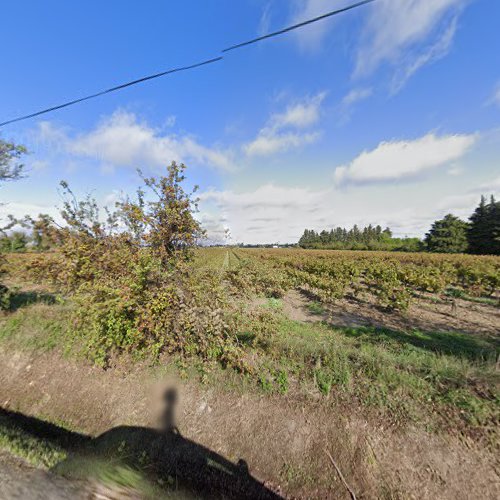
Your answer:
[276,369,289,394]
[307,301,325,315]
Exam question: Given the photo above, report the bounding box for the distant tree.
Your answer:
[425,214,469,253]
[297,224,423,251]
[22,214,57,251]
[382,227,392,239]
[10,231,27,252]
[468,195,500,255]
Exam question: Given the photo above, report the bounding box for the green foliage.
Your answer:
[425,214,469,253]
[468,195,500,255]
[299,225,422,252]
[0,139,27,309]
[0,139,26,182]
[0,231,28,253]
[29,163,245,369]
[0,283,11,310]
[268,318,499,432]
[246,248,499,311]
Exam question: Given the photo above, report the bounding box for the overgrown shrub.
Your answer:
[31,163,246,368]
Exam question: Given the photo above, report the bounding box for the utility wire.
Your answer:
[0,0,375,128]
[0,57,223,128]
[223,0,375,52]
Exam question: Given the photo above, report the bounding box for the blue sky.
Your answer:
[1,0,499,244]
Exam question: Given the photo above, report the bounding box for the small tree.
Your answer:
[425,214,468,253]
[32,162,244,367]
[0,139,26,182]
[0,139,27,308]
[119,163,205,266]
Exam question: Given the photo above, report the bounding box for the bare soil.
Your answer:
[283,289,500,338]
[0,347,498,499]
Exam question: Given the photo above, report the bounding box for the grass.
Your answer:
[0,413,67,468]
[443,286,499,306]
[264,317,499,429]
[0,409,173,498]
[0,303,71,353]
[306,301,325,315]
[1,292,498,440]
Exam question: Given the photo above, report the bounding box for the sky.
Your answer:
[0,0,499,244]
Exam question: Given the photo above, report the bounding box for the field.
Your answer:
[0,247,499,499]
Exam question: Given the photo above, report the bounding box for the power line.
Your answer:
[0,57,223,128]
[0,0,375,128]
[223,0,375,52]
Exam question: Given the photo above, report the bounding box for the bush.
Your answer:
[31,163,246,368]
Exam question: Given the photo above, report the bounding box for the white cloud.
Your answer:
[341,87,373,107]
[438,177,500,218]
[199,184,330,243]
[355,0,466,89]
[289,0,334,51]
[197,171,500,244]
[244,131,320,157]
[38,111,233,172]
[0,202,60,223]
[447,164,463,176]
[333,132,477,185]
[338,87,373,123]
[391,15,458,93]
[272,93,326,129]
[244,93,325,156]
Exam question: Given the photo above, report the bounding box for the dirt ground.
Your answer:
[283,289,500,338]
[0,345,498,499]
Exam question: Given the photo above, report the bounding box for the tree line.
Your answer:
[298,225,421,252]
[299,196,500,255]
[425,197,499,255]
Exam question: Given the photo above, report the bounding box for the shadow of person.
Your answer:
[45,388,283,499]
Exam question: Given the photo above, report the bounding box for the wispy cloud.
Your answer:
[355,0,467,90]
[288,0,335,51]
[244,93,325,156]
[244,132,320,157]
[341,87,373,107]
[333,132,477,185]
[258,2,273,37]
[338,87,373,122]
[390,15,459,93]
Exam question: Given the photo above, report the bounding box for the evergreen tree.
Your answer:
[491,196,500,255]
[425,214,468,253]
[468,195,500,255]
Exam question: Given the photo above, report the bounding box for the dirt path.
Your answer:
[0,347,498,499]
